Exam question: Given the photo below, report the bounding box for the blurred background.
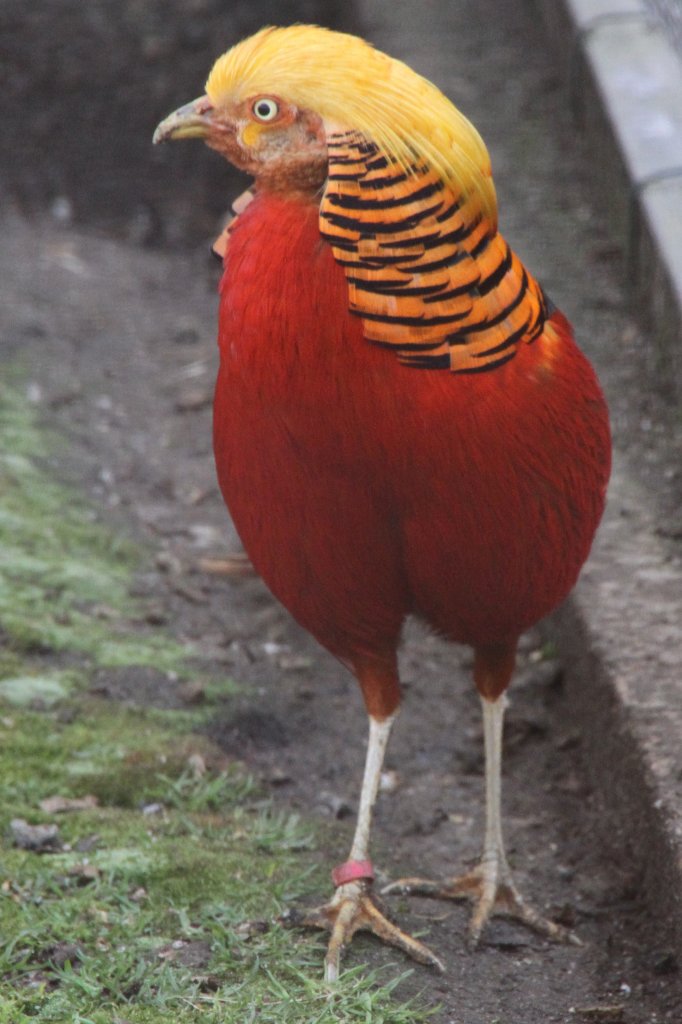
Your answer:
[0,1,364,246]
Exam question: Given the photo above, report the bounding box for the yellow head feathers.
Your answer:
[205,25,497,226]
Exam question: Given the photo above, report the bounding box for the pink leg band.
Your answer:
[331,859,375,887]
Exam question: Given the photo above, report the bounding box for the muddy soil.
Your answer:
[2,0,682,1021]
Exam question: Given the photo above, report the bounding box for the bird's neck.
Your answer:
[252,157,327,202]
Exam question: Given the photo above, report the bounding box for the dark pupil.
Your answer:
[257,102,272,117]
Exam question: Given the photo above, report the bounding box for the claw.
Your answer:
[383,865,579,948]
[281,879,445,980]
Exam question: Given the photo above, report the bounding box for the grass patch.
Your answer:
[0,380,434,1020]
[0,704,431,1023]
[0,380,188,672]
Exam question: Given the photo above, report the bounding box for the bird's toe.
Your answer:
[383,865,579,948]
[281,880,445,979]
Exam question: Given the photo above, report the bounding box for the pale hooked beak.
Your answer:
[153,95,216,144]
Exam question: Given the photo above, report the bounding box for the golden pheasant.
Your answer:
[154,25,611,980]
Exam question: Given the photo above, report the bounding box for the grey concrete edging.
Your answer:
[532,0,682,954]
[534,0,682,398]
[552,462,682,955]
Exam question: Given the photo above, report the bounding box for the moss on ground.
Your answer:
[0,380,433,1022]
[0,379,188,673]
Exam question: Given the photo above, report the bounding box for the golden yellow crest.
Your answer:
[205,24,497,227]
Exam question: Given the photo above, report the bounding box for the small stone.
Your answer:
[156,550,182,575]
[317,791,353,819]
[26,381,43,403]
[379,770,400,793]
[278,654,312,672]
[180,682,206,705]
[157,939,212,969]
[235,918,270,938]
[187,752,207,775]
[10,819,61,852]
[50,196,73,223]
[42,941,82,968]
[39,795,99,814]
[141,802,164,816]
[68,862,100,884]
[175,388,212,412]
[263,642,288,657]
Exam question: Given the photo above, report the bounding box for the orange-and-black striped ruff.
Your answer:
[319,132,551,373]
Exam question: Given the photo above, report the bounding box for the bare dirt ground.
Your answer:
[2,0,682,1021]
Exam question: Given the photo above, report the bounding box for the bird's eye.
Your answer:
[252,98,280,122]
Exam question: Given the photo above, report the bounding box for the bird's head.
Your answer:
[154,24,497,219]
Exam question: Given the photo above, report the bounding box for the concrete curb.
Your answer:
[553,464,682,955]
[532,0,682,955]
[534,0,682,399]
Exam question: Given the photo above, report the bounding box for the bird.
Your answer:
[153,24,611,981]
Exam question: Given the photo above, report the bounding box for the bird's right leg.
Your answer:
[384,645,577,948]
[282,711,444,981]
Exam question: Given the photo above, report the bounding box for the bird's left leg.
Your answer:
[384,646,577,949]
[282,712,444,980]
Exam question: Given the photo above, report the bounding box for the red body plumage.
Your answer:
[213,193,611,713]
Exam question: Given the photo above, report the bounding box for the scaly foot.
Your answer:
[383,859,579,950]
[281,878,445,981]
